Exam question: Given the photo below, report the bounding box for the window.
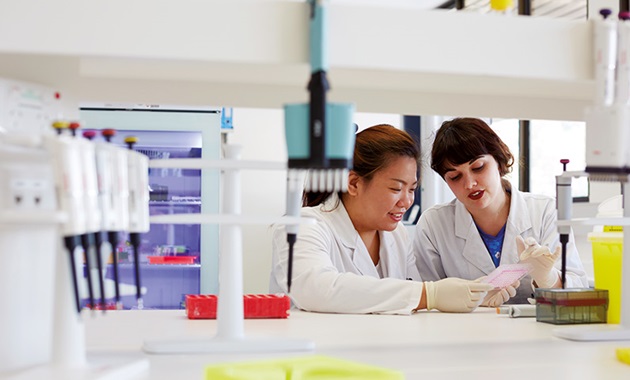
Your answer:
[490,118,587,200]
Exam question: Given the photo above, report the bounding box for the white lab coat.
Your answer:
[270,194,423,315]
[413,189,588,304]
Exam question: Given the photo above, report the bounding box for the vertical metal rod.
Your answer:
[519,120,530,192]
[518,0,531,16]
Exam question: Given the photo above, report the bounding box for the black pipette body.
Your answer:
[107,231,122,309]
[287,234,297,293]
[93,231,106,312]
[129,232,143,308]
[560,234,569,289]
[63,235,82,314]
[80,233,96,309]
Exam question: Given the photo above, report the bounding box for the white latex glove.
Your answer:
[480,279,520,308]
[424,278,494,313]
[516,236,561,289]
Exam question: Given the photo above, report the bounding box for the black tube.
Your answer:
[63,236,82,314]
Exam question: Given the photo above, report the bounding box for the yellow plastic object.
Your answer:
[124,136,138,144]
[603,225,623,232]
[205,355,404,380]
[589,232,623,324]
[616,348,630,365]
[490,0,513,11]
[52,120,69,130]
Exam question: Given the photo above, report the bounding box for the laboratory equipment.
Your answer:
[86,128,131,309]
[204,355,404,380]
[556,159,572,288]
[481,263,531,289]
[124,136,150,309]
[553,9,630,341]
[81,105,221,309]
[536,288,608,325]
[69,122,106,310]
[283,0,355,292]
[0,136,62,373]
[46,122,89,314]
[497,304,537,318]
[0,131,148,378]
[589,230,623,323]
[186,294,290,319]
[143,144,315,354]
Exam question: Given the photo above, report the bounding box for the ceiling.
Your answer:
[441,0,588,20]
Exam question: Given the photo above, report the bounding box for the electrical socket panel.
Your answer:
[0,78,61,135]
[0,149,56,212]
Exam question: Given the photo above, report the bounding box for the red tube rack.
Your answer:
[185,294,290,319]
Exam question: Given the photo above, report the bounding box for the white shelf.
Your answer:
[0,0,593,120]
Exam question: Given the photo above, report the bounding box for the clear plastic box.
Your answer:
[535,288,608,325]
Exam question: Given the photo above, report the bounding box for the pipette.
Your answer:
[556,159,571,289]
[124,136,150,309]
[47,121,87,314]
[283,0,355,293]
[101,128,129,309]
[81,129,107,311]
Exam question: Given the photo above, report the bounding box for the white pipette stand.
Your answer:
[5,140,148,379]
[143,144,315,354]
[553,179,630,341]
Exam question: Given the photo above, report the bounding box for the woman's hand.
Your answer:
[480,279,520,307]
[516,236,561,288]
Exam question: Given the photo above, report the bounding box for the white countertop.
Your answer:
[76,308,630,380]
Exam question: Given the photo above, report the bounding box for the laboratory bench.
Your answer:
[72,307,630,380]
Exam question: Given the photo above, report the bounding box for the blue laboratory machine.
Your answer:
[284,0,356,292]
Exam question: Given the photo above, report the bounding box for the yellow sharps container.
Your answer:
[589,230,623,324]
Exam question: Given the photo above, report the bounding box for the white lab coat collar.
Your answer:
[453,187,532,273]
[320,193,387,278]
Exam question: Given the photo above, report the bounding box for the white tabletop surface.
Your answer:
[69,307,630,380]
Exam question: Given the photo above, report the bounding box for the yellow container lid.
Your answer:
[588,232,623,242]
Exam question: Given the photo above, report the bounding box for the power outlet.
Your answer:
[9,178,55,210]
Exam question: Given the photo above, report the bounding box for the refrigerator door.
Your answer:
[80,107,221,309]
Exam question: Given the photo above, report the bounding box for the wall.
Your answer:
[228,107,401,293]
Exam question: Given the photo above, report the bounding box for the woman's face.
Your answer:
[351,156,417,233]
[443,154,505,214]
